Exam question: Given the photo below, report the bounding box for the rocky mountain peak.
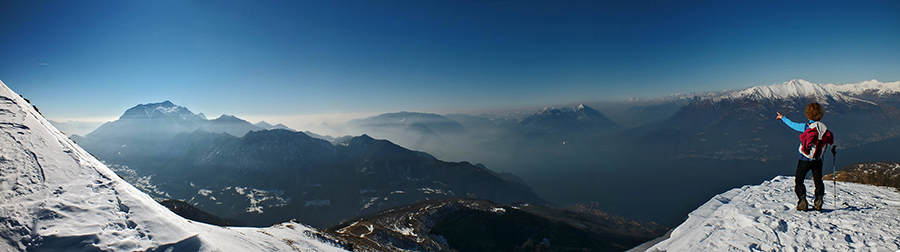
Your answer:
[213,114,246,122]
[119,100,199,120]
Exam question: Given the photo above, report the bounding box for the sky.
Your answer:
[1,1,899,128]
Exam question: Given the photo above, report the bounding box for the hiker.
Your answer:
[776,103,834,211]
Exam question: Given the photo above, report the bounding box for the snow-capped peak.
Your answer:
[719,79,848,103]
[823,79,900,96]
[120,100,200,121]
[692,79,900,106]
[0,80,346,251]
[643,176,900,251]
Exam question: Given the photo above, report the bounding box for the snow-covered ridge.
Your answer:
[702,79,900,104]
[148,101,183,115]
[708,79,847,104]
[119,100,203,121]
[824,79,900,96]
[0,80,346,251]
[724,79,844,101]
[628,79,899,104]
[643,176,900,251]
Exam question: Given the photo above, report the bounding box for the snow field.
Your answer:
[647,176,900,252]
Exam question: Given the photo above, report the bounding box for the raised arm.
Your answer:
[777,112,806,132]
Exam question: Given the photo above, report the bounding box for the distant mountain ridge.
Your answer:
[714,79,853,103]
[254,121,294,131]
[623,79,900,104]
[103,129,546,228]
[118,100,201,120]
[76,102,547,228]
[343,111,469,159]
[516,104,618,135]
[620,79,900,160]
[85,101,265,140]
[348,111,467,135]
[824,79,900,96]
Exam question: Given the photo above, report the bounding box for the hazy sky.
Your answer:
[1,1,898,127]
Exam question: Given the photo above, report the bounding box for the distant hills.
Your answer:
[326,198,667,251]
[516,104,618,136]
[75,102,546,228]
[253,120,293,131]
[827,161,900,191]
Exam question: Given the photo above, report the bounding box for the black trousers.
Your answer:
[795,159,824,200]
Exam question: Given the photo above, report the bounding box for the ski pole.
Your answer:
[831,145,836,209]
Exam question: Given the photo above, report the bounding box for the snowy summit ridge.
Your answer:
[697,79,900,105]
[727,79,841,100]
[629,79,900,104]
[643,176,900,251]
[824,79,900,96]
[0,80,346,251]
[712,79,852,104]
[119,100,201,121]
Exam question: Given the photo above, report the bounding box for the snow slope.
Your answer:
[643,176,900,252]
[0,80,346,251]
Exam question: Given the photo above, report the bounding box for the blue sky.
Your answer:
[1,1,899,127]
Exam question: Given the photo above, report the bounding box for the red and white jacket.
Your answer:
[798,121,834,160]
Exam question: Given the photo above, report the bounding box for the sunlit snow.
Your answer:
[642,176,900,251]
[0,80,346,251]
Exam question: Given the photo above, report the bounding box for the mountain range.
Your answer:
[5,78,898,251]
[73,102,547,228]
[84,101,265,140]
[331,79,900,228]
[57,79,900,229]
[0,81,346,251]
[56,97,673,250]
[624,79,900,160]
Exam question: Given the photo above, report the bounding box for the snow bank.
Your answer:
[644,176,900,252]
[0,80,346,251]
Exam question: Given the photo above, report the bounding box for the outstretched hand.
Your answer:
[776,112,783,120]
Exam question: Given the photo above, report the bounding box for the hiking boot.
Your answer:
[813,196,823,211]
[797,198,808,211]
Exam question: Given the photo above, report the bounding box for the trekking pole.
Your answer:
[832,145,837,210]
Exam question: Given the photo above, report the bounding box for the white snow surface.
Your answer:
[645,176,900,252]
[0,80,346,251]
[714,79,854,104]
[650,79,899,105]
[823,79,900,96]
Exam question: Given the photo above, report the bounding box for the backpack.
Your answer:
[799,121,834,160]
